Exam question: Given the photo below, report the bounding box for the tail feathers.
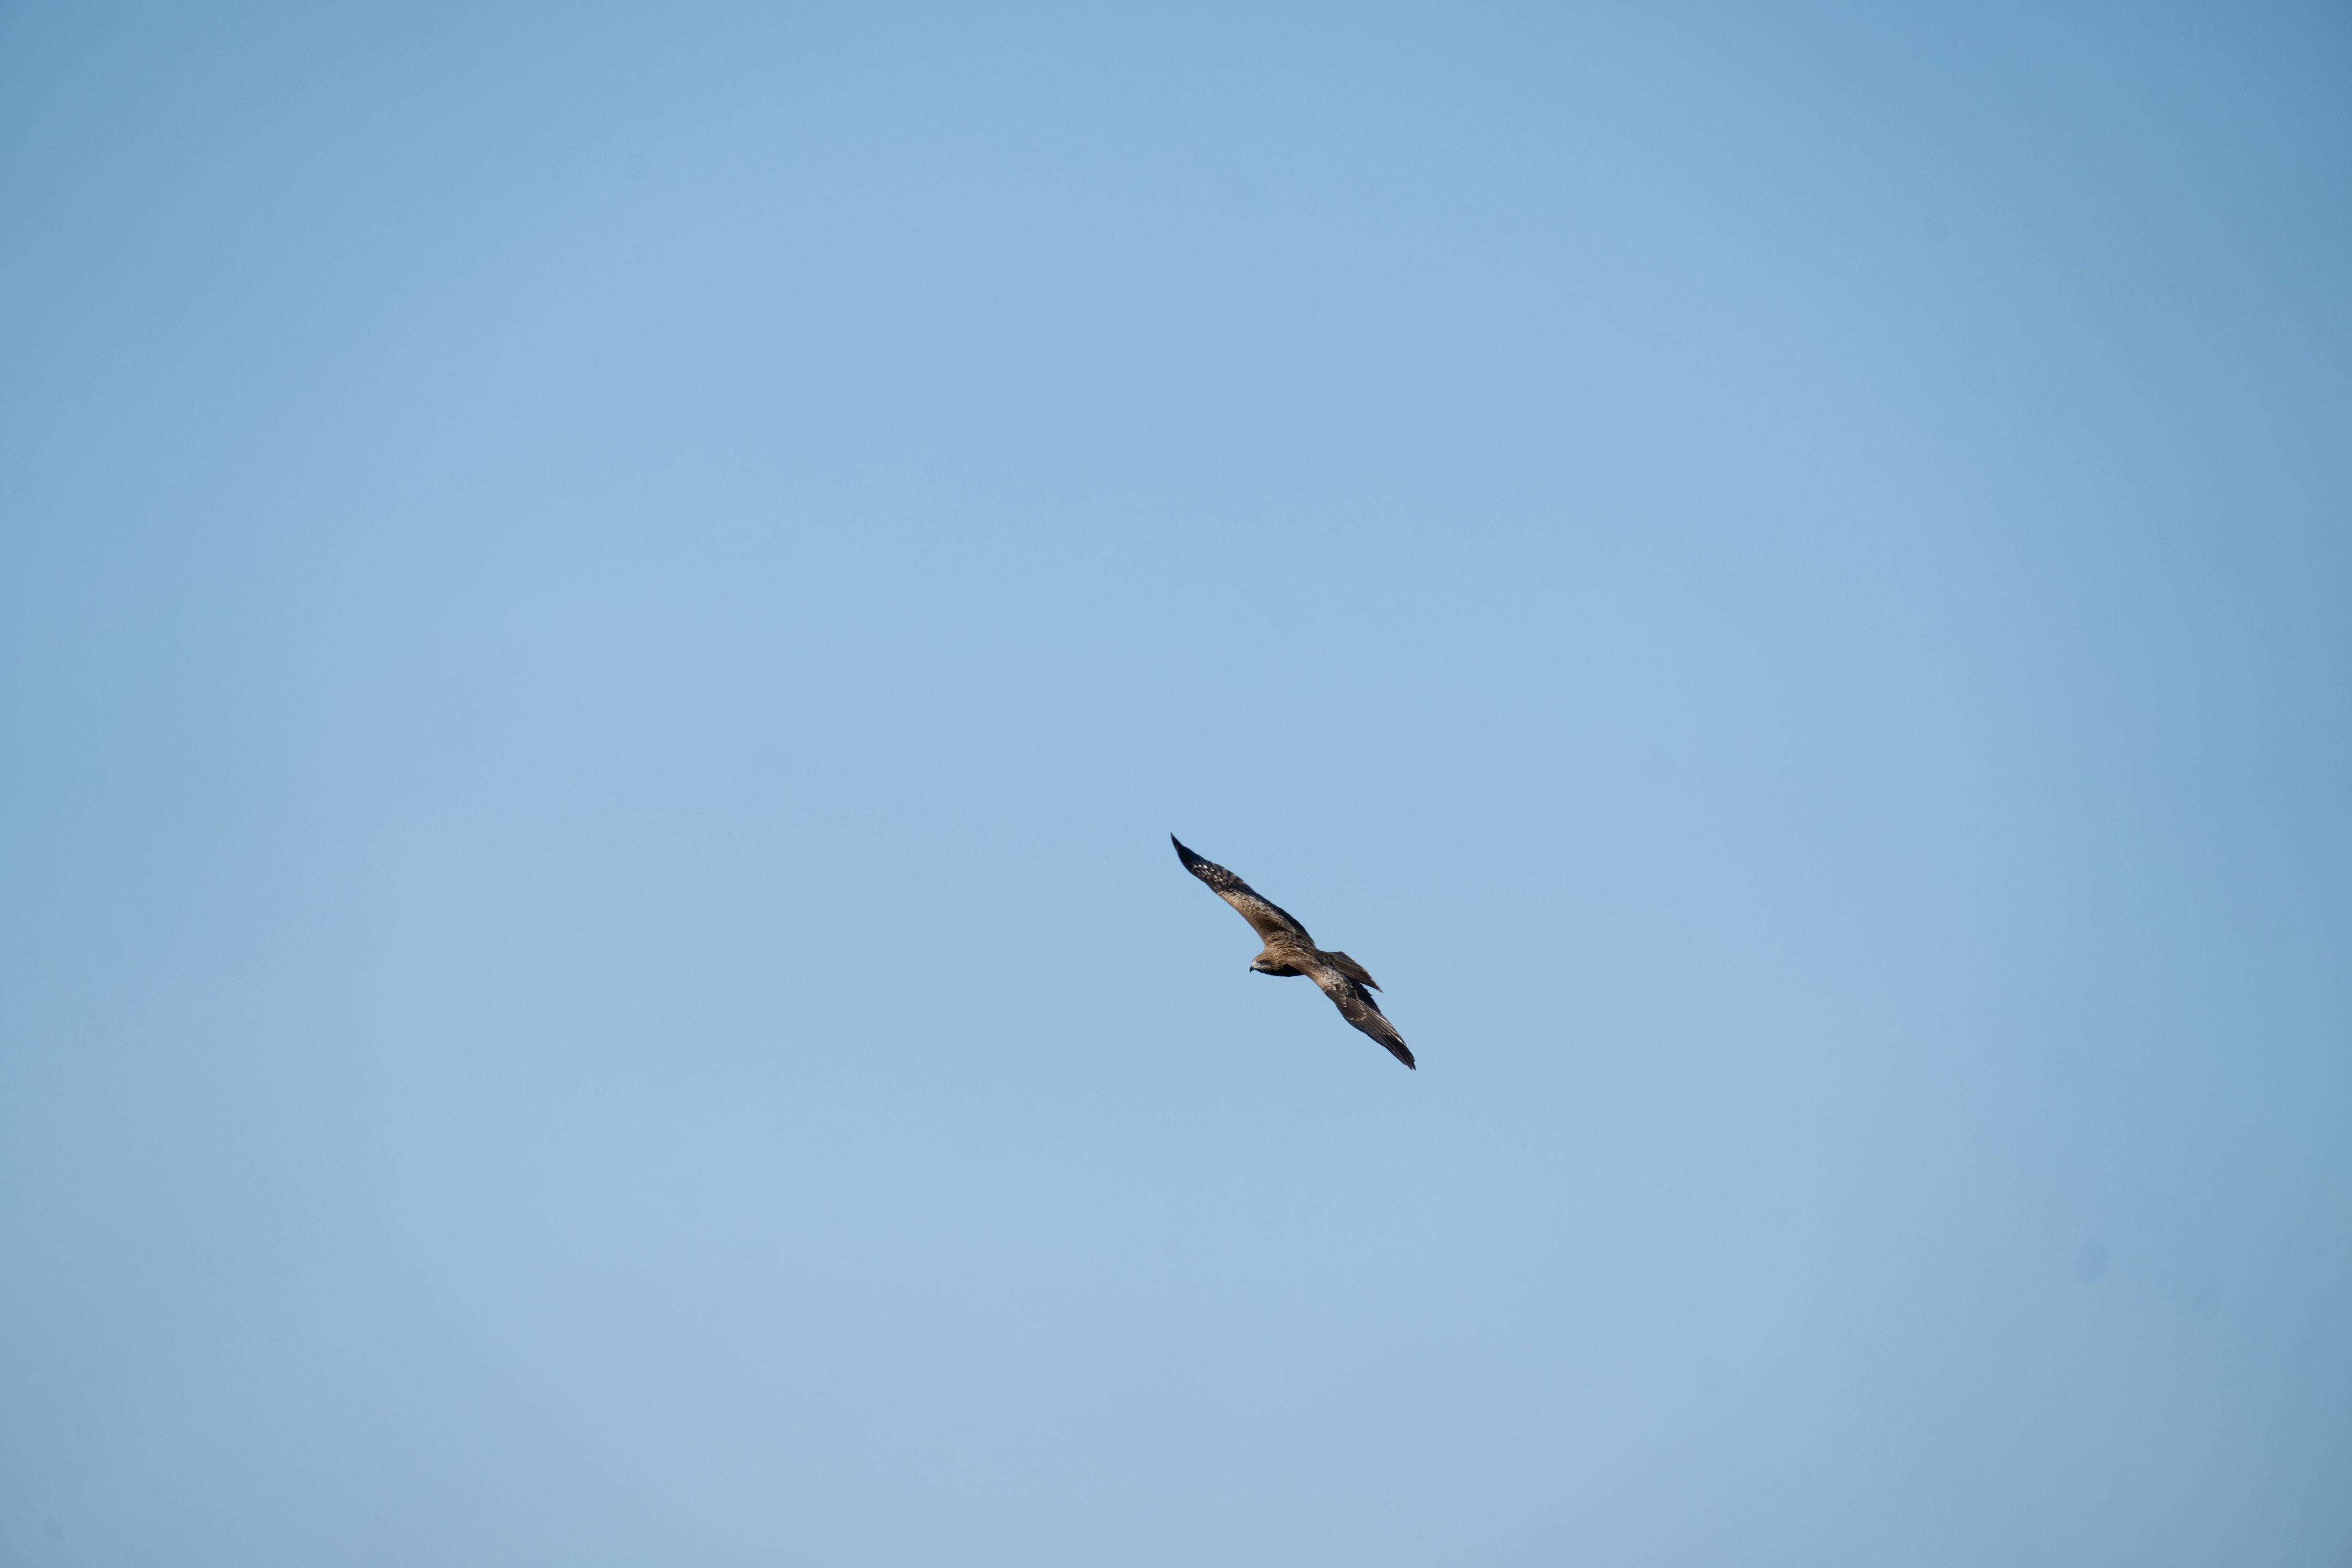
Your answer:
[1324,951,1380,990]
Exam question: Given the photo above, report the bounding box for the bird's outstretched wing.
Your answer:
[1171,835,1312,944]
[1308,962,1415,1069]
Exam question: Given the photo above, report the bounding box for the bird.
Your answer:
[1170,835,1414,1069]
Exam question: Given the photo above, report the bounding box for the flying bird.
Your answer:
[1171,835,1414,1069]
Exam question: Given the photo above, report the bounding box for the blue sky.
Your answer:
[3,3,2349,1564]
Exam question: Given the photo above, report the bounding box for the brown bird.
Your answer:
[1171,835,1414,1069]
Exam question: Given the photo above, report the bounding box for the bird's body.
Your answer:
[1170,835,1414,1069]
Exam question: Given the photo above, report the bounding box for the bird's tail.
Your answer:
[1324,951,1380,990]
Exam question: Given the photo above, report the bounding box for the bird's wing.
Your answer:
[1308,962,1415,1069]
[1172,835,1312,944]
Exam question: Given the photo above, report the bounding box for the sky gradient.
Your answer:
[4,3,2350,1564]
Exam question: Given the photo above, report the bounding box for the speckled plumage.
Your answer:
[1170,835,1414,1069]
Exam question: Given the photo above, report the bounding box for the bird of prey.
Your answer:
[1171,835,1414,1069]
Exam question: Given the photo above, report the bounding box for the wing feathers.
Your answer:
[1171,835,1312,944]
[1309,963,1415,1070]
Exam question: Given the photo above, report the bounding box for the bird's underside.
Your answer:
[1171,835,1414,1069]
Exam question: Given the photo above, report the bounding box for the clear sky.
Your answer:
[3,3,2349,1564]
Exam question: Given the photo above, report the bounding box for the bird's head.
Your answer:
[1249,954,1286,975]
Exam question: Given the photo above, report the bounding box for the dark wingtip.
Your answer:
[1170,834,1197,864]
